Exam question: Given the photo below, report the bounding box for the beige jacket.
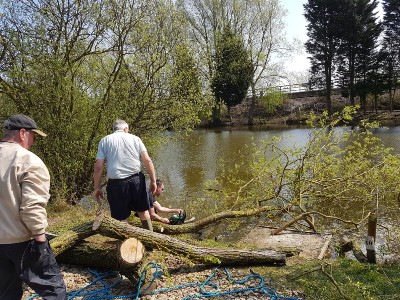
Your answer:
[0,142,50,244]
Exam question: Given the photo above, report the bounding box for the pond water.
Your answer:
[151,125,400,258]
[153,125,400,217]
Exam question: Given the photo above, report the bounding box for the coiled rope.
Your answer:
[27,262,302,300]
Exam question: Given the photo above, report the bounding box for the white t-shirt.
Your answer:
[96,130,147,179]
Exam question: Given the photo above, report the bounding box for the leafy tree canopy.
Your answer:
[211,26,253,120]
[0,0,208,201]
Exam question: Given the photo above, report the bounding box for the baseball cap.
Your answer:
[3,114,47,137]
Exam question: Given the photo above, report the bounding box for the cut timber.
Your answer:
[352,241,368,263]
[337,238,368,263]
[57,236,146,286]
[318,235,333,260]
[95,215,286,265]
[57,236,144,270]
[121,237,144,264]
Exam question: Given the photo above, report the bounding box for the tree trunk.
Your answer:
[95,214,286,266]
[50,223,94,256]
[325,60,333,115]
[57,236,144,271]
[247,85,257,125]
[56,236,157,288]
[154,205,277,235]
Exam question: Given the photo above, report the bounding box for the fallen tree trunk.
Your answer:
[50,223,94,256]
[95,214,286,265]
[152,206,279,234]
[337,238,368,263]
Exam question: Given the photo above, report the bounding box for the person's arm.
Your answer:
[140,151,157,194]
[153,201,182,214]
[93,159,105,204]
[19,160,50,241]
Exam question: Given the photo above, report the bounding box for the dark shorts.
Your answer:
[0,240,66,300]
[106,172,150,220]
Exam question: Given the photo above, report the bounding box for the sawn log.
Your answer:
[56,236,154,287]
[95,214,286,265]
[56,236,144,270]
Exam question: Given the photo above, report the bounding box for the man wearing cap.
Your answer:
[0,114,66,299]
[93,119,157,231]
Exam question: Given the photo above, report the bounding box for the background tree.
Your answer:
[363,51,387,113]
[0,0,208,201]
[381,0,400,112]
[176,0,225,123]
[211,26,253,123]
[224,0,290,125]
[304,0,346,115]
[168,42,209,129]
[336,0,381,109]
[178,0,290,124]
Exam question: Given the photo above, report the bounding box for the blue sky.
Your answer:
[281,0,308,44]
[281,0,310,73]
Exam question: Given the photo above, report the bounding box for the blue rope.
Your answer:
[27,262,302,300]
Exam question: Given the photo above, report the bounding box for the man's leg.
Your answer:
[137,210,153,231]
[21,240,67,300]
[106,181,132,221]
[0,250,23,300]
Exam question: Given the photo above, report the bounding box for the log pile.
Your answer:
[51,212,288,285]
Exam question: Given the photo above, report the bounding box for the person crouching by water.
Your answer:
[0,114,67,300]
[93,119,157,231]
[147,179,185,224]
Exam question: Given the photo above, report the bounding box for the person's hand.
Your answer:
[93,188,104,205]
[149,181,157,195]
[34,233,46,243]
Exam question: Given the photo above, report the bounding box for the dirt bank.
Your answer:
[220,94,400,127]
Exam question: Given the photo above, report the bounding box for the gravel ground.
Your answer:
[22,252,304,300]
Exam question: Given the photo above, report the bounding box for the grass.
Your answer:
[252,258,400,300]
[46,203,400,300]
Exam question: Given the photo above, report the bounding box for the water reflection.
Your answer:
[154,126,400,215]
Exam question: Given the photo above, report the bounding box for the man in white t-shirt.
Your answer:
[93,119,157,231]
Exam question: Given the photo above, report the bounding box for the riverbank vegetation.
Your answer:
[198,106,400,246]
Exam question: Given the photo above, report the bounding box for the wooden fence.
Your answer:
[249,83,342,98]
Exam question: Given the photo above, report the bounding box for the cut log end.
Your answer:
[120,238,144,264]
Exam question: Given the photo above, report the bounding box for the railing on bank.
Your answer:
[266,83,312,94]
[248,83,341,98]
